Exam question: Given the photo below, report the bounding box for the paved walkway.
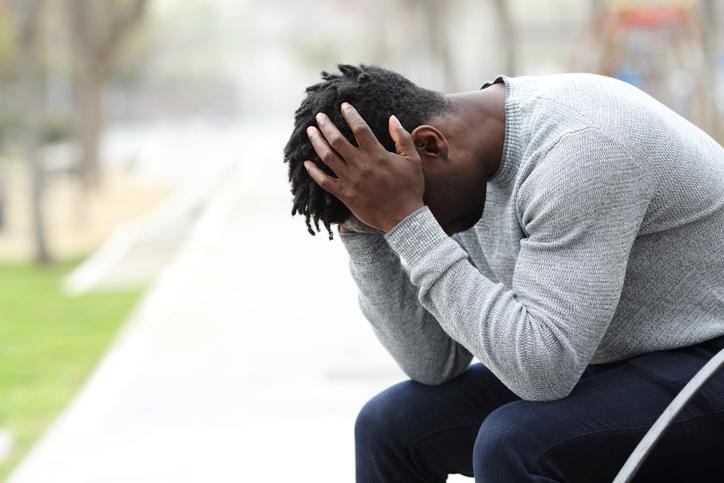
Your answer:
[9,122,471,482]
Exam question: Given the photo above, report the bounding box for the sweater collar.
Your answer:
[481,75,523,189]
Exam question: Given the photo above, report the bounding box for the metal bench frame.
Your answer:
[613,347,724,482]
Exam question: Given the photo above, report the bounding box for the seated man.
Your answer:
[283,64,724,482]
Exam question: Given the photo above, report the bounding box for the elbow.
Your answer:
[506,355,582,401]
[501,321,588,401]
[403,353,472,386]
[509,362,581,401]
[514,379,576,402]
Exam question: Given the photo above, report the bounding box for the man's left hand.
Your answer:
[304,103,425,233]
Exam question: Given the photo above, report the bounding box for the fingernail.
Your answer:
[315,112,324,123]
[306,126,314,137]
[303,161,310,170]
[341,102,351,111]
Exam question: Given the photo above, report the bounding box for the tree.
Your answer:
[8,0,51,263]
[66,0,147,187]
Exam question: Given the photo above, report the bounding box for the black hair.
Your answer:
[283,64,450,239]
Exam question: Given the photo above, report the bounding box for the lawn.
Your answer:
[0,260,143,481]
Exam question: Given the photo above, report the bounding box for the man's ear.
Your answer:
[410,125,448,158]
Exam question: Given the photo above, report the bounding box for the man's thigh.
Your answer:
[475,340,724,482]
[356,363,519,479]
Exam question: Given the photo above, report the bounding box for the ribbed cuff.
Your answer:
[384,206,451,266]
[339,229,396,264]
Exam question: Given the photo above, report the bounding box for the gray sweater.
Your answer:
[340,73,724,401]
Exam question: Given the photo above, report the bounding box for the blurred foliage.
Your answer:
[0,111,20,148]
[40,116,74,144]
[0,113,74,149]
[0,260,143,480]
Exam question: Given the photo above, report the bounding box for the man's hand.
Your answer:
[304,103,425,233]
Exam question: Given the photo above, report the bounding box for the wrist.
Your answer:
[382,200,426,233]
[339,228,396,264]
[385,205,458,268]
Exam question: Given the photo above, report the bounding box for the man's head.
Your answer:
[283,64,450,239]
[284,64,505,239]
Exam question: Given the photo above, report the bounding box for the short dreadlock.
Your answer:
[283,64,450,239]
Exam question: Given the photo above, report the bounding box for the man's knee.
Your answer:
[473,401,544,481]
[354,391,388,449]
[355,380,419,450]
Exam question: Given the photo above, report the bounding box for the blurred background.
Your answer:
[0,0,721,481]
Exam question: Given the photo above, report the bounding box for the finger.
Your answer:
[315,112,356,161]
[340,102,380,150]
[389,115,416,157]
[307,126,348,176]
[304,160,342,197]
[388,115,417,157]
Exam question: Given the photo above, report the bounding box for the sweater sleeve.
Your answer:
[339,229,473,384]
[384,129,652,400]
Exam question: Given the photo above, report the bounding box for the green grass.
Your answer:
[0,260,143,481]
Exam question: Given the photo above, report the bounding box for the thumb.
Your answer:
[388,115,416,157]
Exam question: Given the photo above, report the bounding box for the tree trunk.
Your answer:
[19,39,51,264]
[67,0,147,190]
[77,62,104,188]
[28,134,50,264]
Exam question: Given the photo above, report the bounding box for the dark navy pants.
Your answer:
[355,335,724,482]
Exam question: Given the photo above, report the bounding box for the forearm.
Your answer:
[341,230,473,384]
[384,206,640,401]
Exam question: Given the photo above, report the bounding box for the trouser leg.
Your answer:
[354,363,519,483]
[473,336,724,483]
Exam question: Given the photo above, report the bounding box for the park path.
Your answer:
[9,121,442,483]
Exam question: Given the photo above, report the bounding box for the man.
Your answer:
[283,64,724,482]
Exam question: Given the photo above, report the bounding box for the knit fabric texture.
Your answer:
[340,73,724,401]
